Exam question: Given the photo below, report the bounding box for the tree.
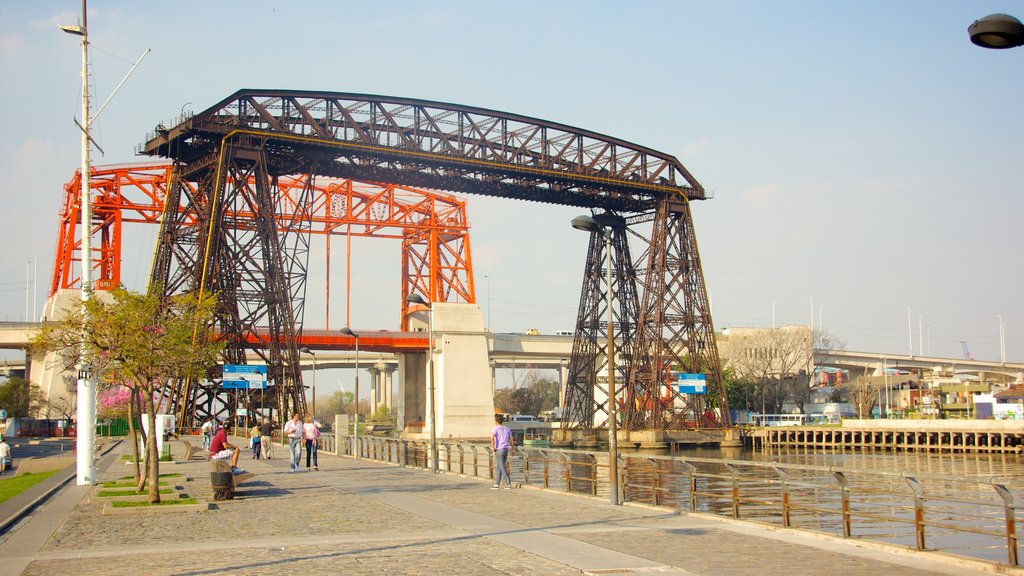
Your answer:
[844,368,881,419]
[33,287,222,503]
[314,389,355,426]
[493,370,560,416]
[719,327,814,415]
[0,377,43,417]
[722,366,756,412]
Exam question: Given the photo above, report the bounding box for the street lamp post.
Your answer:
[571,214,619,506]
[406,293,438,473]
[969,14,1024,49]
[340,327,360,458]
[299,347,317,417]
[61,1,96,487]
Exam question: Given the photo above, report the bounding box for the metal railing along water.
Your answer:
[337,435,1021,567]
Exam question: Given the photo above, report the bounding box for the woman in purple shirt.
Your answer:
[491,414,514,489]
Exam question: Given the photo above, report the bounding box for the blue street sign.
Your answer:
[675,373,707,395]
[222,364,268,390]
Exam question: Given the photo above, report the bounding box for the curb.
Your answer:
[0,439,121,535]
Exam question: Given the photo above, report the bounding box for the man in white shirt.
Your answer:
[200,419,213,450]
[283,413,304,472]
[0,437,11,475]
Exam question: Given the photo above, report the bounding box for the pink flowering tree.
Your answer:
[33,286,221,502]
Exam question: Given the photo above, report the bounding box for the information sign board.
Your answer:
[675,373,707,395]
[222,364,268,389]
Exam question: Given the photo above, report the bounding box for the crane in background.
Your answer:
[960,341,974,361]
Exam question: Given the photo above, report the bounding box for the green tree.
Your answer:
[0,377,43,417]
[493,370,561,416]
[33,287,222,503]
[314,390,354,425]
[722,366,756,412]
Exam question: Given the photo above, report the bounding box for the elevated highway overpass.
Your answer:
[6,319,1020,387]
[5,319,1021,438]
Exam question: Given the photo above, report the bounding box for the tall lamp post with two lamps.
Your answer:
[571,214,620,506]
[299,348,317,418]
[339,327,360,458]
[406,293,438,474]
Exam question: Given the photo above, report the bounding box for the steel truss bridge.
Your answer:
[57,88,726,432]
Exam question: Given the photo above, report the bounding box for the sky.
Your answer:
[1,1,1022,368]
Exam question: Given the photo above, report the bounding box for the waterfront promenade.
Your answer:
[0,440,1012,576]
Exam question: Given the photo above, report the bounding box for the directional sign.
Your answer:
[675,373,707,395]
[222,364,268,390]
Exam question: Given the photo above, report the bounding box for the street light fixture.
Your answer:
[969,14,1024,49]
[339,327,360,458]
[406,293,438,473]
[299,347,317,418]
[571,213,620,506]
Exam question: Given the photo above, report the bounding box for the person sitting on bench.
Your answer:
[209,420,240,470]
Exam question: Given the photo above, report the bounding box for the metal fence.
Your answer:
[336,435,1022,567]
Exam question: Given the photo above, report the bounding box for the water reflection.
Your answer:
[561,444,1024,565]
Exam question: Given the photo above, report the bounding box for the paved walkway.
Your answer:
[0,440,1012,576]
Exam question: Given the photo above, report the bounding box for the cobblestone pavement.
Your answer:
[0,441,1010,576]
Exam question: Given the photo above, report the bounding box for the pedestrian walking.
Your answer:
[0,437,10,475]
[304,414,320,471]
[200,418,213,450]
[249,424,262,459]
[259,417,274,460]
[283,412,304,472]
[491,414,514,489]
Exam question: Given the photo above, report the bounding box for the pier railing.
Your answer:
[337,435,1021,567]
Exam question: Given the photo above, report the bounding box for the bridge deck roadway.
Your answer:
[0,441,1002,576]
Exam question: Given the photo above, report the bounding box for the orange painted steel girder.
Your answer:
[53,162,475,327]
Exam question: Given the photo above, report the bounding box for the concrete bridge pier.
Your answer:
[399,303,495,441]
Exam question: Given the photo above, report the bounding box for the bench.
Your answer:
[180,440,206,461]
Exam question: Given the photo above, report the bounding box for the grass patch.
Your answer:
[111,497,197,508]
[0,470,61,504]
[101,479,169,488]
[97,488,173,497]
[118,473,181,480]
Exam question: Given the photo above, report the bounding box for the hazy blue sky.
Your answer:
[1,1,1022,366]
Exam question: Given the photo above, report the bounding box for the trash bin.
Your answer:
[210,471,234,501]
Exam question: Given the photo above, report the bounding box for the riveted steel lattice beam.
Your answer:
[140,90,705,213]
[135,90,726,431]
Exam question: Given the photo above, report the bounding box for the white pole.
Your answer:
[427,306,437,473]
[32,254,37,321]
[771,300,776,330]
[25,261,29,322]
[906,307,913,357]
[818,304,823,331]
[807,296,814,331]
[996,315,1006,364]
[604,227,619,506]
[918,315,924,357]
[354,337,360,458]
[69,0,97,486]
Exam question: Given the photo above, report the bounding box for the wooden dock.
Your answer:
[752,419,1024,453]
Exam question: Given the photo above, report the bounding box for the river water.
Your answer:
[578,445,1024,565]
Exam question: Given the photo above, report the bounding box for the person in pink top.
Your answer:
[304,414,321,471]
[491,414,514,489]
